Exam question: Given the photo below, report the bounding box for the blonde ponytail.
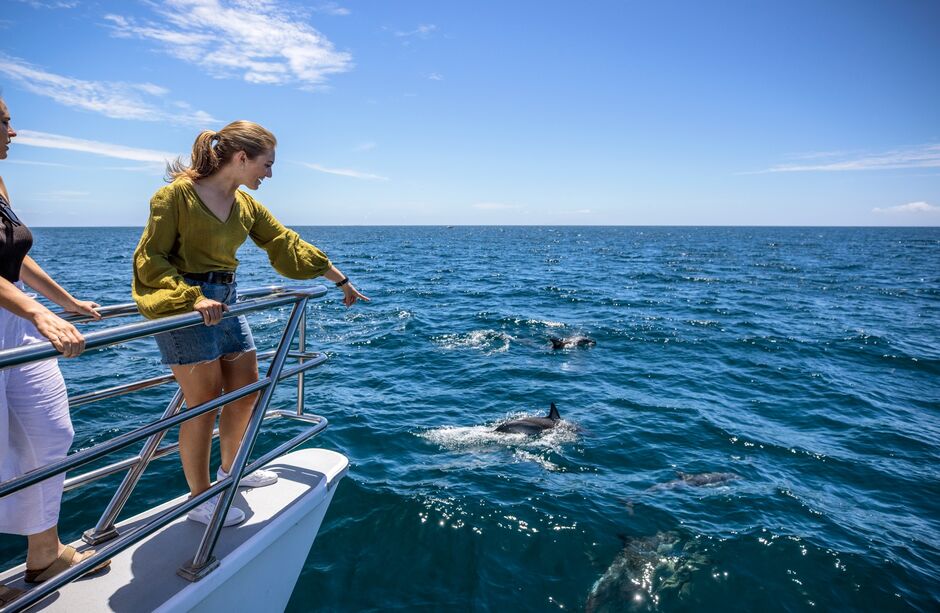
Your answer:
[167,121,277,182]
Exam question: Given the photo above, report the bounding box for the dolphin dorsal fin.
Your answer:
[548,403,560,421]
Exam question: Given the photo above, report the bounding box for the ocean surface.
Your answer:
[1,226,938,612]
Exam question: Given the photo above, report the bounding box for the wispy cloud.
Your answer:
[7,159,71,168]
[0,54,216,125]
[755,144,940,173]
[873,201,940,215]
[353,142,376,152]
[105,0,353,90]
[300,162,388,181]
[313,2,349,16]
[16,130,177,163]
[427,73,443,81]
[13,0,79,8]
[394,24,437,38]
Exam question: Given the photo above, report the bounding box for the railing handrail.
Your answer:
[52,285,299,323]
[0,283,334,611]
[0,285,327,371]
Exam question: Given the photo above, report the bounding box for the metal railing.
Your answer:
[0,284,332,611]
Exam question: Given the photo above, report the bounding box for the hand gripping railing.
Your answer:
[0,284,332,611]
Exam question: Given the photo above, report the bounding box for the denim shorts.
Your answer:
[154,280,256,366]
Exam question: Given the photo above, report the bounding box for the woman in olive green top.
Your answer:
[133,120,368,527]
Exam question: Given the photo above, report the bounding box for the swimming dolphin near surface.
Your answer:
[549,335,596,350]
[585,532,696,612]
[495,403,561,435]
[647,471,741,492]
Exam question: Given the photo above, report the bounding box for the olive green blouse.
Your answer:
[133,179,331,319]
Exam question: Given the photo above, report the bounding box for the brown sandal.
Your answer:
[0,584,24,605]
[23,545,111,584]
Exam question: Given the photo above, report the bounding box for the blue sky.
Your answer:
[1,0,938,226]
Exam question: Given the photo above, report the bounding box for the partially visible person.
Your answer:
[0,97,107,604]
[133,119,368,528]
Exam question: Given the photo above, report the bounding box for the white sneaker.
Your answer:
[187,495,245,527]
[217,466,278,488]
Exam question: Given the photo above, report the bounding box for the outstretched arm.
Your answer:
[19,256,101,319]
[247,198,369,307]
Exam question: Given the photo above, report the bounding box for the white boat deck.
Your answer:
[0,448,348,612]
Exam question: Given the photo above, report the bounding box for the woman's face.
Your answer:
[0,100,16,161]
[239,148,275,190]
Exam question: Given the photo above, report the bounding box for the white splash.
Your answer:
[431,329,513,354]
[418,415,579,471]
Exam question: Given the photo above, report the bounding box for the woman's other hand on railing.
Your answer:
[33,311,86,357]
[194,298,228,325]
[340,282,369,308]
[65,299,102,321]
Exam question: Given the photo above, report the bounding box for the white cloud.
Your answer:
[13,0,79,8]
[313,2,349,16]
[428,73,443,81]
[0,54,216,125]
[300,162,388,181]
[7,159,71,168]
[105,0,353,90]
[394,24,437,38]
[354,142,376,152]
[873,201,940,215]
[15,130,177,163]
[756,144,940,173]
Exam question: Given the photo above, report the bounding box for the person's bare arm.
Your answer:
[0,273,87,357]
[19,256,101,320]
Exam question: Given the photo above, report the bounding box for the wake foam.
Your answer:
[418,415,579,471]
[431,329,514,354]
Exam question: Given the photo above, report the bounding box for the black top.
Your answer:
[0,192,32,283]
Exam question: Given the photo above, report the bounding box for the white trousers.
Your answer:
[0,286,74,535]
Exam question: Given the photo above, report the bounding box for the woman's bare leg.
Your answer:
[217,351,259,474]
[170,360,224,496]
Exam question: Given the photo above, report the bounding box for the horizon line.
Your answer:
[27,223,940,229]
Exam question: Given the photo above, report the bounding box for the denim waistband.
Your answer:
[182,270,236,284]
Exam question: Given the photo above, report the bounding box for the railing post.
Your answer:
[83,387,186,545]
[297,309,306,416]
[177,298,308,581]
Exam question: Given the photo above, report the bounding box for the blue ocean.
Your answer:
[1,226,938,612]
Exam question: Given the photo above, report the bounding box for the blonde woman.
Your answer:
[133,120,368,527]
[0,97,107,604]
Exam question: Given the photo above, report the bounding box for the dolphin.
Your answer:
[495,403,561,435]
[550,335,596,349]
[647,471,741,492]
[585,532,690,612]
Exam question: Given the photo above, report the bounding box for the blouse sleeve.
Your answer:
[246,196,332,279]
[132,187,205,319]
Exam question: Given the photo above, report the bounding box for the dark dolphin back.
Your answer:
[495,418,554,435]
